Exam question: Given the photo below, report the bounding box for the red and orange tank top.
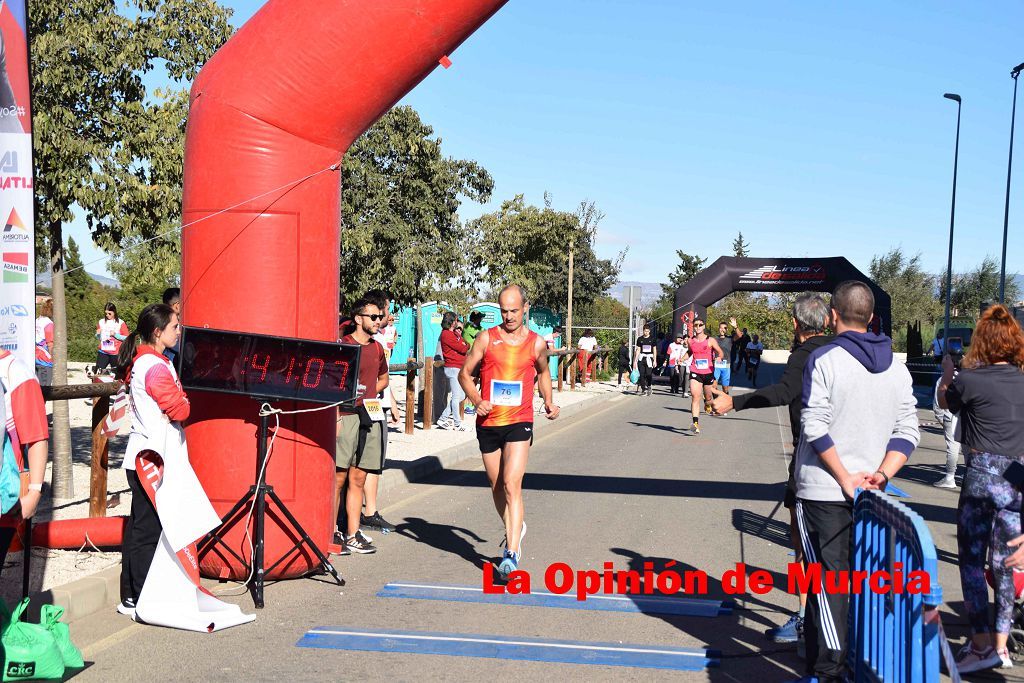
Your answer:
[689,336,714,375]
[479,328,540,427]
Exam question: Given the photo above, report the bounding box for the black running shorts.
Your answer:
[477,421,534,453]
[690,372,715,386]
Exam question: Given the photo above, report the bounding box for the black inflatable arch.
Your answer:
[671,256,892,338]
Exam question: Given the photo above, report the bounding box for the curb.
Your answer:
[43,387,627,624]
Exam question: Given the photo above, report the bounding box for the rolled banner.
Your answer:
[134,448,255,632]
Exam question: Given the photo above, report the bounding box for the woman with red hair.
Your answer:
[938,304,1024,673]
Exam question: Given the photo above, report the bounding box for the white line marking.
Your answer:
[384,583,711,604]
[775,405,790,477]
[306,629,708,658]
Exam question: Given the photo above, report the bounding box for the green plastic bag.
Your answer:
[38,606,82,669]
[1,599,65,681]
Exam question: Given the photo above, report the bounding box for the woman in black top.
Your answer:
[938,304,1024,672]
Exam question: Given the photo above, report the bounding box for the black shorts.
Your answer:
[690,372,714,386]
[477,422,534,453]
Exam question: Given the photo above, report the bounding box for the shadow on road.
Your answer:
[414,469,787,502]
[395,517,492,570]
[609,547,802,679]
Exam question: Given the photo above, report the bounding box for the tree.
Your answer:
[340,105,493,306]
[658,251,707,304]
[869,248,941,352]
[30,0,233,498]
[63,238,92,302]
[940,256,1021,319]
[468,195,621,310]
[732,231,750,258]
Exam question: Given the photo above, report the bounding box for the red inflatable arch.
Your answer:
[181,0,507,579]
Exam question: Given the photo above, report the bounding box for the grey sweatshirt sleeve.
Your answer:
[887,368,920,457]
[801,349,835,455]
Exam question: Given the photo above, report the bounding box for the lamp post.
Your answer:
[942,93,962,343]
[999,63,1024,302]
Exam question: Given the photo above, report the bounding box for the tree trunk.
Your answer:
[49,218,73,499]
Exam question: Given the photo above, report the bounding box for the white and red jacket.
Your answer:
[0,349,48,456]
[122,347,190,472]
[122,346,220,554]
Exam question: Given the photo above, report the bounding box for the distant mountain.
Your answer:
[606,281,663,309]
[35,270,119,289]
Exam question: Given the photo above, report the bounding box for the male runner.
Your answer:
[714,318,738,395]
[680,318,724,434]
[460,285,559,578]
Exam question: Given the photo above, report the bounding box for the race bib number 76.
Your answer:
[490,380,523,407]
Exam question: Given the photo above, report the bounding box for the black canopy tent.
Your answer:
[671,256,892,338]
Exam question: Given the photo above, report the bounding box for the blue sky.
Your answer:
[68,0,1024,286]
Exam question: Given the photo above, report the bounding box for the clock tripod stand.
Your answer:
[197,406,344,608]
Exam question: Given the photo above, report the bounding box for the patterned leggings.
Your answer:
[957,452,1023,635]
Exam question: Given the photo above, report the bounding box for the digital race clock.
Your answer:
[178,327,362,405]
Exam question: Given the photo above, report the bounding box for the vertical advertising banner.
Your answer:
[0,0,36,369]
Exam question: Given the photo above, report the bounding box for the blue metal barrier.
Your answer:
[849,490,942,682]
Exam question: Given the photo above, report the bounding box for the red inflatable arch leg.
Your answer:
[181,0,508,579]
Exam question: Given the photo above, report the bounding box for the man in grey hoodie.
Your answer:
[793,280,919,683]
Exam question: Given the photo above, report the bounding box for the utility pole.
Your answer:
[566,244,574,350]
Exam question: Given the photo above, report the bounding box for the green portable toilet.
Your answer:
[529,305,562,379]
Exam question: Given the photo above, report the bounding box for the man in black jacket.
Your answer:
[710,292,833,646]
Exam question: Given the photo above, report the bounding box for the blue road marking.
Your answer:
[296,627,720,671]
[886,483,909,498]
[377,582,732,617]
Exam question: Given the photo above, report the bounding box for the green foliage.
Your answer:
[732,231,750,258]
[574,295,630,351]
[31,0,233,254]
[940,256,1021,319]
[340,105,494,305]
[869,248,941,352]
[708,294,795,350]
[658,250,707,306]
[469,196,621,310]
[63,238,92,301]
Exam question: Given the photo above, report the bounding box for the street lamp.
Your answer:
[942,93,961,343]
[999,62,1024,302]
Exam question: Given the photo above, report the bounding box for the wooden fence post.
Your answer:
[405,360,417,435]
[423,360,434,429]
[89,394,110,518]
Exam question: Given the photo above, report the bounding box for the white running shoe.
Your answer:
[934,476,958,489]
[998,647,1014,669]
[955,642,1002,673]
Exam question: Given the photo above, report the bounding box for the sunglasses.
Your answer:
[359,313,385,321]
[694,322,705,327]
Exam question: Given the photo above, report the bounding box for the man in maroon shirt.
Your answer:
[334,297,389,554]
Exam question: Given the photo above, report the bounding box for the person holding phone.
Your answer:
[939,304,1024,673]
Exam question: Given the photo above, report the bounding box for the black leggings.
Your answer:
[120,469,163,603]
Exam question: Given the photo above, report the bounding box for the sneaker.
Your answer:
[998,647,1014,669]
[497,550,519,579]
[331,530,351,555]
[360,512,396,533]
[117,598,136,619]
[766,614,803,643]
[436,418,453,430]
[692,423,701,435]
[934,476,958,489]
[955,642,1002,673]
[344,531,377,554]
[452,423,469,432]
[704,404,712,415]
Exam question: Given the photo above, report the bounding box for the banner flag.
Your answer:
[0,0,36,369]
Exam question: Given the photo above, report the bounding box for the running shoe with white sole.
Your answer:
[436,418,453,430]
[497,550,519,579]
[934,476,958,489]
[955,642,1002,673]
[344,531,377,554]
[117,598,136,619]
[766,614,803,643]
[361,512,396,533]
[998,647,1014,668]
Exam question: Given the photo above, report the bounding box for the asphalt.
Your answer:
[57,367,1013,682]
